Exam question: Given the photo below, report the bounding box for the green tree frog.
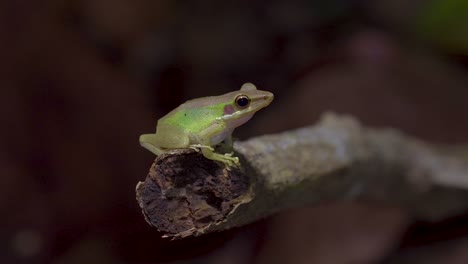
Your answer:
[139,83,274,167]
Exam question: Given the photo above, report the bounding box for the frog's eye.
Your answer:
[235,95,250,108]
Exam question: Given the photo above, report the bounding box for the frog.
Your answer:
[139,83,274,167]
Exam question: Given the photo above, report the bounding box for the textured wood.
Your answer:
[136,113,468,238]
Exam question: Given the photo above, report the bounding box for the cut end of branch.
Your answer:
[135,149,252,238]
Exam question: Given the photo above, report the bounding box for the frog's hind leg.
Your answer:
[139,124,190,156]
[139,134,166,155]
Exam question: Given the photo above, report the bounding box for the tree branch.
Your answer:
[135,113,468,238]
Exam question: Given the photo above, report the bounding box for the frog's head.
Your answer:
[222,83,274,129]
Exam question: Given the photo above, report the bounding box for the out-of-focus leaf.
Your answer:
[417,0,468,54]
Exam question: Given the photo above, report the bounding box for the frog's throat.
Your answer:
[224,113,254,130]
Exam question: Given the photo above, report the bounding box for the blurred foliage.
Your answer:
[417,0,468,54]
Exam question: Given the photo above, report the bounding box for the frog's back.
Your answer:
[158,97,224,133]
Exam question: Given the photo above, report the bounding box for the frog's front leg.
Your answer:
[220,134,235,154]
[193,124,240,167]
[190,141,239,167]
[223,134,234,149]
[200,147,239,167]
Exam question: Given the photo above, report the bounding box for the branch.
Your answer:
[135,113,468,238]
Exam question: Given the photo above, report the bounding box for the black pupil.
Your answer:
[236,96,249,107]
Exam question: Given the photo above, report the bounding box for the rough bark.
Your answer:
[135,113,468,238]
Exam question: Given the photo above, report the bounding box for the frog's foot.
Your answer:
[217,154,240,169]
[189,144,214,152]
[201,149,240,168]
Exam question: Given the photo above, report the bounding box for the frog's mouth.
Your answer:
[243,92,274,114]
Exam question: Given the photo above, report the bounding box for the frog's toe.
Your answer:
[189,146,201,152]
[224,152,235,157]
[225,160,234,167]
[189,144,215,152]
[225,156,240,167]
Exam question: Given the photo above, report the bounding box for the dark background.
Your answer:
[1,0,468,263]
